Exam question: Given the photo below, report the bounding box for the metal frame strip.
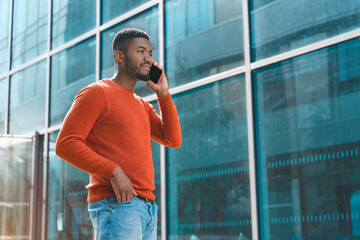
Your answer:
[143,66,246,102]
[99,0,158,32]
[95,0,101,82]
[40,0,53,238]
[158,1,167,239]
[242,0,259,239]
[29,132,40,240]
[251,28,360,70]
[5,0,14,134]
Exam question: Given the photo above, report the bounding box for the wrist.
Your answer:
[112,166,122,178]
[157,90,170,97]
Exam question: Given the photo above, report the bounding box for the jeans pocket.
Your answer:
[109,199,134,207]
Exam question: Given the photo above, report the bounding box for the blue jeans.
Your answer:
[88,196,158,240]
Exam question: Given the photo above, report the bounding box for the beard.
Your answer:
[125,55,150,81]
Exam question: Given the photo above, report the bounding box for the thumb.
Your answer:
[133,189,138,196]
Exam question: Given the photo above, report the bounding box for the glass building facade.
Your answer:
[0,0,359,239]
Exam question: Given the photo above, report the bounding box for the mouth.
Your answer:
[141,64,151,71]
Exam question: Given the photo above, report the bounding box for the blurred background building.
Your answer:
[0,0,359,239]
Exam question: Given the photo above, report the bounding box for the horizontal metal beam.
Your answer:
[251,28,360,70]
[50,29,97,56]
[143,66,246,102]
[99,0,158,32]
[9,53,47,76]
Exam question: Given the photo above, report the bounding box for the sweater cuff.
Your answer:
[103,162,119,180]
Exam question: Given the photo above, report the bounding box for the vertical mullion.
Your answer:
[41,0,52,238]
[242,0,259,239]
[96,0,101,82]
[30,132,40,240]
[158,1,167,239]
[5,0,14,134]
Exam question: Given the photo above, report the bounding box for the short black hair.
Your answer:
[112,28,150,55]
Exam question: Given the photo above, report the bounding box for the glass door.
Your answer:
[0,133,40,240]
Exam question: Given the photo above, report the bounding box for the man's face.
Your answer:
[123,38,153,81]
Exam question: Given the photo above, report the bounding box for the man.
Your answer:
[55,28,182,240]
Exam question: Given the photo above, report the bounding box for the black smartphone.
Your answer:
[149,65,162,84]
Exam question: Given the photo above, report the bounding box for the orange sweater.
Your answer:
[55,79,182,202]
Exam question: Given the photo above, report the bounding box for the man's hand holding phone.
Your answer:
[145,61,170,97]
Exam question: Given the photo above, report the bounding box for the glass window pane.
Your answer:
[150,101,161,238]
[100,6,159,97]
[101,0,149,24]
[250,0,360,60]
[254,39,360,238]
[0,0,10,75]
[0,78,6,134]
[52,0,96,49]
[50,37,96,126]
[9,60,46,134]
[11,0,48,69]
[168,76,251,239]
[0,137,33,239]
[47,131,94,239]
[165,0,244,87]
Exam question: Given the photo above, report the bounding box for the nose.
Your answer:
[144,52,152,62]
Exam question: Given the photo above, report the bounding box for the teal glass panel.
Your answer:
[47,131,94,239]
[50,37,96,126]
[250,0,360,60]
[0,137,33,239]
[165,0,244,87]
[101,0,149,24]
[0,78,6,134]
[168,76,251,239]
[52,0,96,49]
[9,60,46,134]
[0,0,10,75]
[11,0,48,69]
[100,6,159,97]
[150,101,161,239]
[254,39,360,239]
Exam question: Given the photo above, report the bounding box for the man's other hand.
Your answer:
[111,166,137,203]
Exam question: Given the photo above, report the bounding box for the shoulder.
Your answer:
[77,80,110,98]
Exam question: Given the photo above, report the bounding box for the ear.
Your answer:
[114,50,125,64]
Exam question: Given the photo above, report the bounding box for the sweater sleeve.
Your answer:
[55,85,119,180]
[149,94,182,148]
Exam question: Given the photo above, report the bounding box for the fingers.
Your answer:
[115,193,121,203]
[121,193,127,203]
[152,61,164,71]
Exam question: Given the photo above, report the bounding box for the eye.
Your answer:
[138,50,144,54]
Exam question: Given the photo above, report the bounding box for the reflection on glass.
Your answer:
[254,39,360,239]
[0,79,6,134]
[165,0,244,87]
[9,60,46,134]
[101,0,149,24]
[11,0,48,69]
[250,0,360,60]
[150,101,161,239]
[0,0,10,75]
[50,37,96,126]
[47,131,94,240]
[168,76,251,239]
[101,6,159,97]
[52,0,96,49]
[0,137,33,239]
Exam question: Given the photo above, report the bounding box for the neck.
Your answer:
[111,65,138,91]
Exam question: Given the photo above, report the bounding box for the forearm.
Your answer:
[55,135,118,179]
[152,94,182,148]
